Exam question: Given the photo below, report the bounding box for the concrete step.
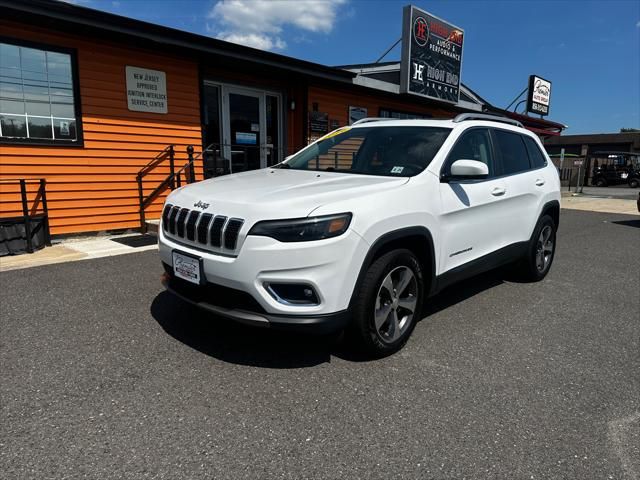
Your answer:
[145,219,160,234]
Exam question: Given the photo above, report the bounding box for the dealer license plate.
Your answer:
[172,251,203,285]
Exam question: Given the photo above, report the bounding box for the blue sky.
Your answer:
[69,0,639,134]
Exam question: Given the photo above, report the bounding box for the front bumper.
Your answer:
[162,273,349,333]
[158,223,369,318]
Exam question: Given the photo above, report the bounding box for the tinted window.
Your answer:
[285,126,451,177]
[493,129,531,175]
[523,136,547,168]
[446,128,494,176]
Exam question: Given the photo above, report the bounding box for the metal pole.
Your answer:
[136,174,146,233]
[375,37,402,64]
[20,179,33,253]
[186,145,195,183]
[169,145,175,190]
[40,179,51,247]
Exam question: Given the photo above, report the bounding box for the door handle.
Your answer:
[535,179,545,186]
[491,187,506,196]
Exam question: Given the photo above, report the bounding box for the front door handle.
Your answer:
[535,179,545,186]
[491,187,506,196]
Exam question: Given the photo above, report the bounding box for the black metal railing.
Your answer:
[136,144,202,233]
[136,143,299,233]
[0,178,51,254]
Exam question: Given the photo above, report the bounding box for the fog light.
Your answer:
[265,283,320,306]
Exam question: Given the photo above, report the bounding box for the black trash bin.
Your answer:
[0,215,48,256]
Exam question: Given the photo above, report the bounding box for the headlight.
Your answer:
[248,213,352,242]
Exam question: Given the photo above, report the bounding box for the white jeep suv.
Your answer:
[158,113,560,356]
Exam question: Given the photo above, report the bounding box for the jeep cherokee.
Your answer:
[158,113,561,356]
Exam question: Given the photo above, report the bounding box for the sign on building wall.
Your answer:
[348,106,367,125]
[125,66,168,114]
[400,5,464,104]
[527,75,552,116]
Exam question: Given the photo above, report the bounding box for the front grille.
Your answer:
[162,204,244,252]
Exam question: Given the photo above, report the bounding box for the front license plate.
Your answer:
[172,250,203,285]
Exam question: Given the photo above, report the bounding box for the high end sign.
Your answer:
[126,66,168,114]
[527,75,552,116]
[400,5,464,104]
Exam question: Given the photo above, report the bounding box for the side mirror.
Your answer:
[448,159,489,179]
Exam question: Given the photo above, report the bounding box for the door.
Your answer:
[438,128,510,274]
[224,88,262,173]
[218,86,282,175]
[491,129,541,246]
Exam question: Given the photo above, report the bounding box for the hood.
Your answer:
[166,168,408,221]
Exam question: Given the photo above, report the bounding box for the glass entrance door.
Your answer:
[202,82,283,177]
[220,86,282,175]
[226,90,262,173]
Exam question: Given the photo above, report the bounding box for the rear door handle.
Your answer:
[535,179,545,186]
[491,187,506,196]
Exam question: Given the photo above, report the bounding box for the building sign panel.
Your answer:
[348,106,368,125]
[309,111,329,134]
[400,5,464,104]
[126,66,168,114]
[527,75,552,116]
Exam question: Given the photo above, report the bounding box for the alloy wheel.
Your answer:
[374,266,418,344]
[536,225,554,272]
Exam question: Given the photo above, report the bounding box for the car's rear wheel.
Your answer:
[349,249,424,357]
[628,178,639,189]
[516,215,557,282]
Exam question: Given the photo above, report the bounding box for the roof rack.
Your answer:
[453,113,524,128]
[351,117,390,126]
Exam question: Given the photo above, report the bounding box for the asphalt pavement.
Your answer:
[1,210,639,480]
[577,186,639,200]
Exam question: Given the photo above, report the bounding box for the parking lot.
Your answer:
[1,209,638,479]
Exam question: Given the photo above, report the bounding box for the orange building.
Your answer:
[0,0,565,250]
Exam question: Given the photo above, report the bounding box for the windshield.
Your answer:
[282,126,451,177]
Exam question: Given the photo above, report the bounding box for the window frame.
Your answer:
[440,126,498,182]
[0,36,84,147]
[521,134,548,170]
[489,127,533,177]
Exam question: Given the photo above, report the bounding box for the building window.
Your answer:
[0,40,82,145]
[379,108,432,120]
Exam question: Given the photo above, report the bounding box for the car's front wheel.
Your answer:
[349,249,424,357]
[628,177,639,189]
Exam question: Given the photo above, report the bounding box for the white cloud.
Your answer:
[218,32,287,51]
[208,0,347,51]
[636,20,640,28]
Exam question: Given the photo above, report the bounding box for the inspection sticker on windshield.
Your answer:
[320,126,351,141]
[390,166,404,174]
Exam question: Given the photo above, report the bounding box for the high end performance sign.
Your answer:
[400,5,464,104]
[527,75,552,116]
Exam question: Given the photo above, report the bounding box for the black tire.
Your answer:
[516,215,557,282]
[628,178,639,189]
[594,177,607,187]
[348,249,424,357]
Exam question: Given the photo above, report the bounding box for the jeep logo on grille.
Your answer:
[193,200,210,210]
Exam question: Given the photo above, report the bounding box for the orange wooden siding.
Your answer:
[0,21,203,235]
